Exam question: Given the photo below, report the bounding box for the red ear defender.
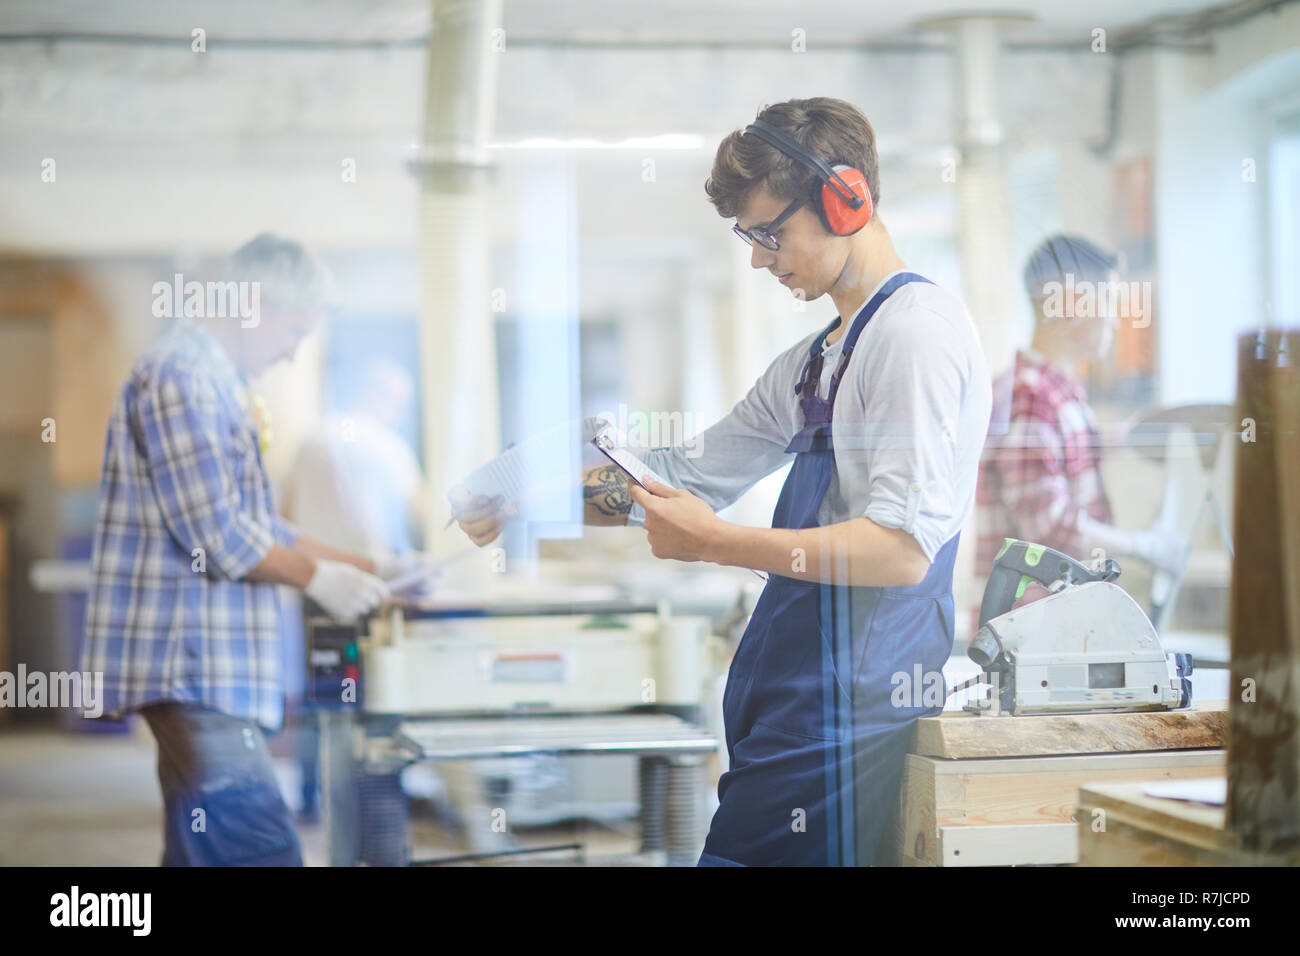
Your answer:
[820,164,873,235]
[742,120,874,236]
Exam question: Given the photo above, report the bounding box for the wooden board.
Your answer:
[1078,782,1300,866]
[1228,329,1300,853]
[895,749,1225,866]
[0,518,7,725]
[910,700,1227,759]
[0,259,55,318]
[936,823,1075,867]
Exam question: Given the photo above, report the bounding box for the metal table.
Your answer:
[322,711,716,866]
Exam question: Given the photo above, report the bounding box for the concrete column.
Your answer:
[413,0,503,560]
[918,13,1025,633]
[946,14,1020,375]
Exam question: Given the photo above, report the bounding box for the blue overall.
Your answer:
[699,273,960,867]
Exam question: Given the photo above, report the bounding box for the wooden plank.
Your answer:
[0,517,7,725]
[51,271,123,485]
[892,752,937,864]
[940,755,1225,829]
[911,700,1227,759]
[1078,782,1300,866]
[0,259,55,318]
[1077,816,1227,866]
[923,749,1225,778]
[0,324,54,435]
[1080,782,1224,847]
[938,823,1076,867]
[896,750,1224,866]
[1228,329,1300,854]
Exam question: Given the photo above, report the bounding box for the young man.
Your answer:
[976,234,1186,581]
[82,235,420,865]
[457,98,992,866]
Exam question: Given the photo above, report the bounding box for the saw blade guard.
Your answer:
[977,538,1120,629]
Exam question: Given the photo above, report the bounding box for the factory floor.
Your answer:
[0,720,644,867]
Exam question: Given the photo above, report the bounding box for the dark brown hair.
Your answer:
[705,97,881,220]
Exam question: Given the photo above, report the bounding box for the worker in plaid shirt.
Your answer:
[82,235,424,866]
[977,235,1186,593]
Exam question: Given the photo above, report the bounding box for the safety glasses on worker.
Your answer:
[732,197,805,252]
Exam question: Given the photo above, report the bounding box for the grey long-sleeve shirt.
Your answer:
[627,271,993,563]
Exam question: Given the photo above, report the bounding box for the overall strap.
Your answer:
[794,318,845,397]
[828,271,931,399]
[793,272,932,399]
[783,272,933,456]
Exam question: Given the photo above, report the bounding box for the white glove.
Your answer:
[305,559,390,621]
[1079,512,1187,575]
[1130,527,1189,575]
[373,552,411,581]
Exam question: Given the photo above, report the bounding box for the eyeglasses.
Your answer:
[732,197,805,252]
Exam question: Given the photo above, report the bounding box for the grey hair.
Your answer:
[225,233,337,310]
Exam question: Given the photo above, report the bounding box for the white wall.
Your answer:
[1147,7,1300,404]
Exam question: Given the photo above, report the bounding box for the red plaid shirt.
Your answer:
[976,350,1113,577]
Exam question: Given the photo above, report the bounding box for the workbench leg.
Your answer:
[320,709,360,867]
[638,756,668,864]
[664,756,704,867]
[358,770,411,866]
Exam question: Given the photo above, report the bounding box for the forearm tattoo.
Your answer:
[584,464,632,516]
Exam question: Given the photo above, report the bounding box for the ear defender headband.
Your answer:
[744,119,874,236]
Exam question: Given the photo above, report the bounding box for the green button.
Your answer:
[344,644,357,661]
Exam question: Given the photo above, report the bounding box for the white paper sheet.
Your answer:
[591,432,668,489]
[452,416,611,508]
[1140,777,1226,806]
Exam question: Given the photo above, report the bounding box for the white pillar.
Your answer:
[949,14,1017,374]
[413,0,503,562]
[918,13,1024,637]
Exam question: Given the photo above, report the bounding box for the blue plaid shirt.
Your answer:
[82,319,298,731]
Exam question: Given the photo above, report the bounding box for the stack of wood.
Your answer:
[892,702,1227,866]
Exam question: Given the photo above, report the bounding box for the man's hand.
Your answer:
[628,479,726,563]
[305,559,390,620]
[450,485,510,547]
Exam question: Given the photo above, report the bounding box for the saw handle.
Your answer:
[978,539,1120,628]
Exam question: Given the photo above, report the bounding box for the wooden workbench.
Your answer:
[891,701,1228,866]
[1077,782,1300,866]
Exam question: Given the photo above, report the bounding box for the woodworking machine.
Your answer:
[306,599,719,866]
[310,600,713,717]
[965,540,1193,716]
